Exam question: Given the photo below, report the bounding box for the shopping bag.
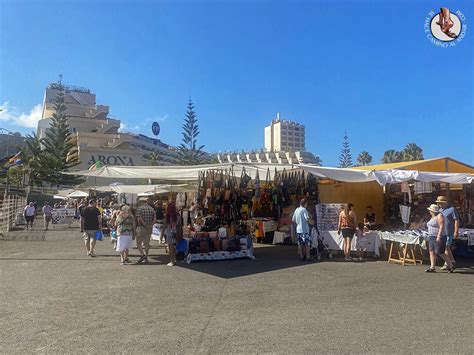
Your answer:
[95,230,103,241]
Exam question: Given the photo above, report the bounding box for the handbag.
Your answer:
[212,238,223,251]
[240,167,251,188]
[95,230,103,241]
[199,239,210,253]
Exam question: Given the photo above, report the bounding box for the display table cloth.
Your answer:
[272,231,289,245]
[459,229,474,246]
[318,231,381,256]
[377,230,427,266]
[186,236,255,264]
[378,231,427,246]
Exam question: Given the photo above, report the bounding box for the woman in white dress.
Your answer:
[114,205,136,265]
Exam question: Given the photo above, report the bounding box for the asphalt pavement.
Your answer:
[1,224,473,354]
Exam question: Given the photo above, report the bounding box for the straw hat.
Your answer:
[427,204,440,213]
[435,196,448,204]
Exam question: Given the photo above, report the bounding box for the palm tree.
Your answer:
[356,151,372,166]
[381,150,402,164]
[402,143,424,161]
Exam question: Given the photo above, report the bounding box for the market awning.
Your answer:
[65,163,294,181]
[298,164,474,186]
[88,183,197,194]
[66,190,89,198]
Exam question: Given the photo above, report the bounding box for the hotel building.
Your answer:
[37,82,180,170]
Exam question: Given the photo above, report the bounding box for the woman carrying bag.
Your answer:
[161,201,182,267]
[115,205,136,265]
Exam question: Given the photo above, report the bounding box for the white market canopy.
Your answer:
[298,165,474,186]
[89,184,197,195]
[66,190,89,198]
[66,163,294,181]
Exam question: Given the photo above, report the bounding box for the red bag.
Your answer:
[212,238,222,251]
[200,240,210,253]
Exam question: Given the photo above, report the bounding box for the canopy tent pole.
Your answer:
[445,157,451,202]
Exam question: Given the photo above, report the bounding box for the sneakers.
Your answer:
[120,261,126,266]
[167,262,175,267]
[345,256,352,261]
[89,251,96,257]
[441,262,456,271]
[425,268,436,273]
[136,255,146,264]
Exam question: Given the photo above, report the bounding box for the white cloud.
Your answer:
[0,101,43,128]
[155,114,168,122]
[118,122,127,133]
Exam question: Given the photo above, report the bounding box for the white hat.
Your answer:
[427,204,440,213]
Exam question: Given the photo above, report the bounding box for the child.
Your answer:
[356,222,368,261]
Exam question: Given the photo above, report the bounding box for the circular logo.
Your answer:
[152,122,160,136]
[430,11,462,42]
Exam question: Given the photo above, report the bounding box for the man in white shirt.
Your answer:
[292,198,312,261]
[24,202,36,230]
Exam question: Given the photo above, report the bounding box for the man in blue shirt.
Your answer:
[292,198,312,261]
[436,196,460,269]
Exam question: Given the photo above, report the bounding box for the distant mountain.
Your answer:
[0,133,26,159]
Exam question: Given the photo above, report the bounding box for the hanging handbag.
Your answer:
[240,167,251,188]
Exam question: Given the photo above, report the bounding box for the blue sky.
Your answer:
[1,0,473,166]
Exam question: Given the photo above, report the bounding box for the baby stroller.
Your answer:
[310,233,333,261]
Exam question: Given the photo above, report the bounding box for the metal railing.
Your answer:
[0,194,27,236]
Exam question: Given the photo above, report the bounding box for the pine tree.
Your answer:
[42,88,82,185]
[338,131,353,168]
[177,99,205,165]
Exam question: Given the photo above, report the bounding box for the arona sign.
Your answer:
[87,155,135,166]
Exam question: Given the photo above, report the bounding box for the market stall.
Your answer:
[299,162,474,263]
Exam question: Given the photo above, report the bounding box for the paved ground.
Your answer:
[1,224,473,354]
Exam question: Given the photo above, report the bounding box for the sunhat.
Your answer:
[427,204,440,213]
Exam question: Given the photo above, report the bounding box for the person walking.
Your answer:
[425,204,454,273]
[42,202,53,230]
[115,205,136,265]
[135,197,156,264]
[80,199,102,257]
[24,202,36,230]
[161,201,181,266]
[292,198,312,261]
[436,196,460,270]
[338,203,357,261]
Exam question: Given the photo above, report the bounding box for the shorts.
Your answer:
[446,235,454,246]
[136,226,152,245]
[44,215,52,222]
[25,215,35,223]
[341,228,356,239]
[297,233,312,246]
[165,229,177,245]
[83,230,99,241]
[428,235,447,255]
